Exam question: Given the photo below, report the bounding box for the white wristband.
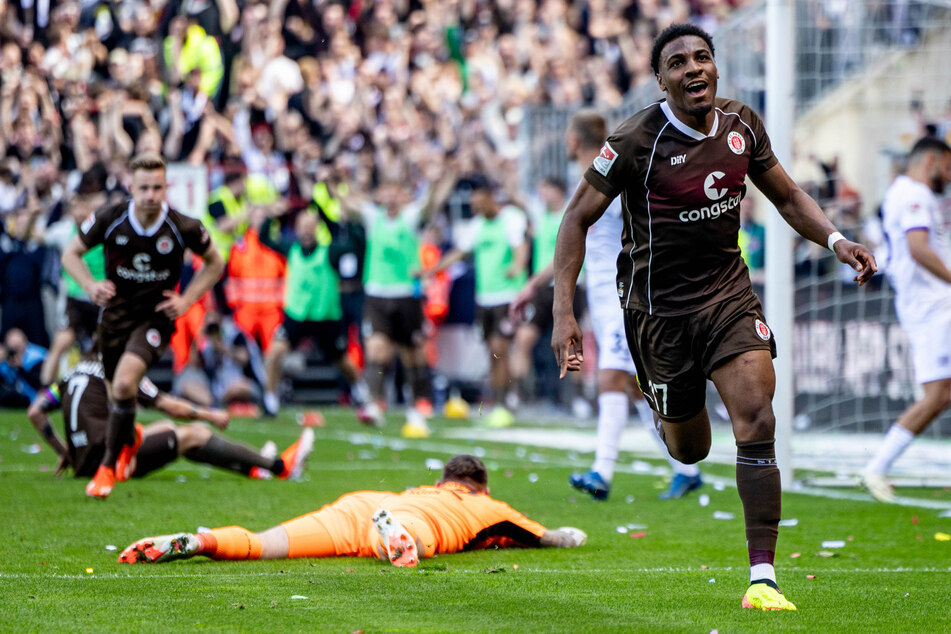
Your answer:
[827,231,846,252]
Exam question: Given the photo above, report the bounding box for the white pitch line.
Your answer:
[2,566,949,581]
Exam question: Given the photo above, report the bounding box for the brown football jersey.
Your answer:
[78,200,212,330]
[584,97,778,316]
[50,359,162,476]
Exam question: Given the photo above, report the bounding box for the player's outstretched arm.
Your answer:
[26,392,71,470]
[153,392,230,429]
[539,527,587,548]
[751,163,877,285]
[552,181,612,377]
[432,247,467,274]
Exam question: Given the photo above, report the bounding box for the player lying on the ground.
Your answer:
[27,357,313,482]
[119,454,586,566]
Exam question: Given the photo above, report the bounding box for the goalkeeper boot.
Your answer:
[742,579,797,611]
[372,509,418,568]
[118,533,201,564]
[569,470,610,500]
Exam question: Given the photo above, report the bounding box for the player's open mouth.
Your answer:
[685,81,708,96]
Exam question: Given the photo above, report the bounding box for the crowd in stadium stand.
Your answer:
[0,0,752,411]
[2,0,929,414]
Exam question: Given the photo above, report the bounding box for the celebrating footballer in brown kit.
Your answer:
[61,153,224,499]
[550,24,877,611]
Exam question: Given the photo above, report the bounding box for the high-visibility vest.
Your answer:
[163,24,223,98]
[420,242,449,324]
[225,228,286,309]
[204,185,246,263]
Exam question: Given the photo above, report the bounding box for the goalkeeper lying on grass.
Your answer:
[120,454,587,567]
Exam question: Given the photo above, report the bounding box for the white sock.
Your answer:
[637,400,700,477]
[351,379,370,405]
[591,392,628,482]
[750,563,776,584]
[866,424,915,475]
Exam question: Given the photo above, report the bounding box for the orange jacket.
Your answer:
[225,228,286,309]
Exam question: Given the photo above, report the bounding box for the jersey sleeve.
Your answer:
[742,105,779,177]
[899,194,936,233]
[502,207,527,247]
[453,218,478,253]
[78,203,119,249]
[583,129,638,199]
[465,497,547,549]
[180,214,213,256]
[38,381,64,413]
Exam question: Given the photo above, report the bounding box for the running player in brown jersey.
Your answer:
[118,454,586,566]
[61,153,225,498]
[551,24,877,611]
[26,356,313,482]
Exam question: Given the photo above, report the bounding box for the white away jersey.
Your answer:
[882,174,951,321]
[585,197,624,283]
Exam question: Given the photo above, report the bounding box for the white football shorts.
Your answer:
[586,275,636,373]
[902,310,951,384]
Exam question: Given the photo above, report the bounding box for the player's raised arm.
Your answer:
[61,234,116,306]
[551,180,612,377]
[751,162,878,285]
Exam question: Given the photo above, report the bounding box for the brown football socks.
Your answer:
[185,435,283,475]
[406,364,432,403]
[735,439,781,564]
[365,361,386,401]
[102,397,137,467]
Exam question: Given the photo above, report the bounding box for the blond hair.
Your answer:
[129,153,166,173]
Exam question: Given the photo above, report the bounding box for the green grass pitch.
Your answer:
[1,407,949,633]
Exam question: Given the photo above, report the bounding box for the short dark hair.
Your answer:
[129,153,166,173]
[442,454,488,487]
[909,136,951,162]
[568,109,608,150]
[651,23,716,75]
[467,173,492,193]
[541,176,566,193]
